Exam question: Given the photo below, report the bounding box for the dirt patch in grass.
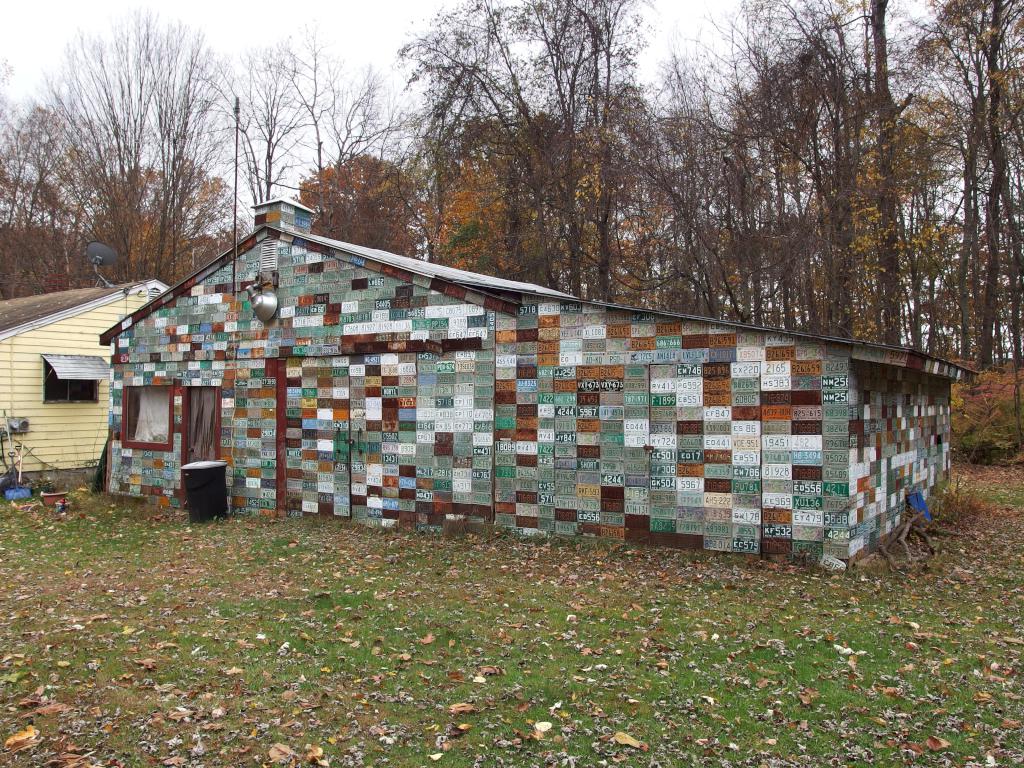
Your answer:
[2,470,1023,767]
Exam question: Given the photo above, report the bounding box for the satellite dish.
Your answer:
[87,241,118,267]
[87,241,118,287]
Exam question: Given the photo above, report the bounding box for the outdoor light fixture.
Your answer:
[246,272,279,323]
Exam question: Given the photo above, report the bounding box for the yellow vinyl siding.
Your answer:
[0,292,150,473]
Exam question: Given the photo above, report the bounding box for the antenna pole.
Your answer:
[232,96,240,295]
[93,262,115,289]
[228,96,241,516]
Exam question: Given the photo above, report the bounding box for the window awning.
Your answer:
[42,354,109,380]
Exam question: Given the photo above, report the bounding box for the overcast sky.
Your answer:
[3,0,734,101]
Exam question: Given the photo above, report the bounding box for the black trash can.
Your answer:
[181,460,228,523]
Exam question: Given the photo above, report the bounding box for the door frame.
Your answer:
[181,384,222,464]
[273,358,288,515]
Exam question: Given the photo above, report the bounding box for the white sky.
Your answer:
[2,0,734,101]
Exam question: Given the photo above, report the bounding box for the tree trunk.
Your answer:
[979,0,1006,367]
[871,0,902,345]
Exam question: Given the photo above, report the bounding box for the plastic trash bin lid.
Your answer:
[181,460,228,470]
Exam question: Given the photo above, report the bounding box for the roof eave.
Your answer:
[1,280,167,343]
[582,299,973,381]
[101,226,544,344]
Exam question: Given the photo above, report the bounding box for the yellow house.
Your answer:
[0,281,166,480]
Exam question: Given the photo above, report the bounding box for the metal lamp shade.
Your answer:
[250,291,278,323]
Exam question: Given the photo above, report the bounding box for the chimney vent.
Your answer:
[253,198,314,235]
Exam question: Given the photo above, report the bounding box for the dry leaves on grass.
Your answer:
[5,725,41,751]
[25,702,72,718]
[611,731,647,750]
[305,744,329,766]
[268,742,297,763]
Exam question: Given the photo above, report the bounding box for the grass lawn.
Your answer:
[2,465,1022,767]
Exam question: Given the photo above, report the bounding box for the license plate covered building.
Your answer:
[101,200,966,562]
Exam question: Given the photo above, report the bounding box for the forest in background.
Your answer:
[2,0,1023,371]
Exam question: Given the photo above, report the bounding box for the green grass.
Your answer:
[2,468,1023,767]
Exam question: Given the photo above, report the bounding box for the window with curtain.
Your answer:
[122,386,172,448]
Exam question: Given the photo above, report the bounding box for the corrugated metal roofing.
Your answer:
[42,354,110,380]
[305,232,577,300]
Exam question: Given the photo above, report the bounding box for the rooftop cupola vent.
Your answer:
[253,198,314,235]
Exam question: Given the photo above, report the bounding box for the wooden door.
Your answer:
[332,373,352,517]
[348,359,370,521]
[185,386,220,462]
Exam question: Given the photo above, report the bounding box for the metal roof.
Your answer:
[584,299,974,378]
[303,233,967,375]
[304,231,576,300]
[42,353,110,380]
[255,197,316,214]
[99,225,970,379]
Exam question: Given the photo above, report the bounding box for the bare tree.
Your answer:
[402,0,646,298]
[48,11,228,284]
[285,32,399,223]
[0,103,84,297]
[236,43,306,205]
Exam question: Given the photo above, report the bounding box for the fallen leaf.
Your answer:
[5,725,40,751]
[798,688,818,706]
[419,633,435,645]
[224,667,244,676]
[428,753,443,761]
[448,703,476,715]
[612,731,644,749]
[534,721,552,733]
[268,743,296,763]
[305,743,327,765]
[926,736,951,751]
[134,658,158,671]
[30,702,71,717]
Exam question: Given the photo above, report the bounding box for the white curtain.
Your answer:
[132,388,169,443]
